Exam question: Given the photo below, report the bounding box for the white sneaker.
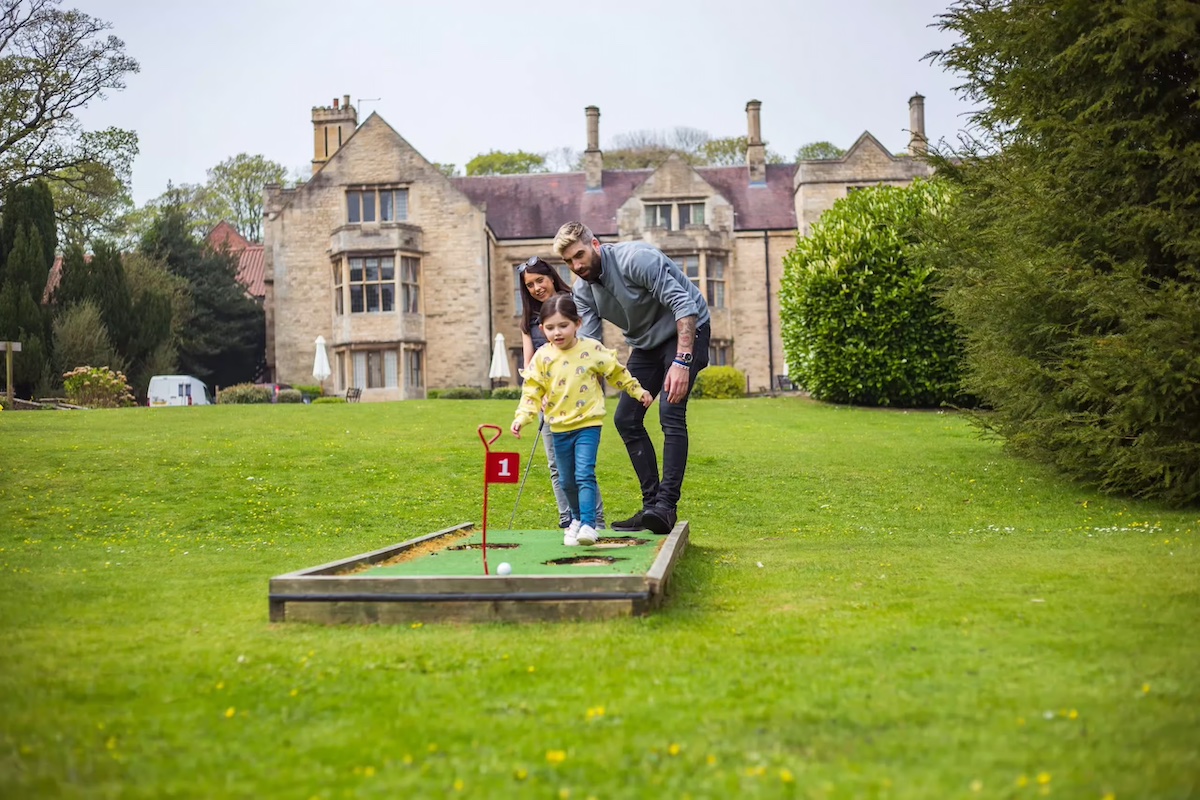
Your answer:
[564,519,581,546]
[576,524,597,546]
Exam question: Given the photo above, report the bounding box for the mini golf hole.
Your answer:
[594,536,649,548]
[546,556,624,567]
[448,542,520,551]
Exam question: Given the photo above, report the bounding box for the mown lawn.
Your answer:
[1,398,1196,799]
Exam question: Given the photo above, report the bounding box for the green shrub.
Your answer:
[218,383,272,404]
[437,386,486,399]
[779,179,964,408]
[277,389,303,403]
[292,384,322,397]
[311,396,347,404]
[692,366,745,399]
[62,366,135,408]
[490,386,521,400]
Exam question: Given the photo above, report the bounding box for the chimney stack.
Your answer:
[745,100,766,185]
[312,95,358,174]
[584,106,603,191]
[908,93,927,155]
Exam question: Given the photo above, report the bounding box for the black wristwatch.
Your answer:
[675,352,693,365]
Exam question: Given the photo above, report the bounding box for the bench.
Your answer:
[346,387,362,402]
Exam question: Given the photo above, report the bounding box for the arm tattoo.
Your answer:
[676,316,697,352]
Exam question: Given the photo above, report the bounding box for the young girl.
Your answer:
[512,293,652,546]
[517,257,606,530]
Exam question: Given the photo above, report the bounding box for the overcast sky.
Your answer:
[72,0,978,206]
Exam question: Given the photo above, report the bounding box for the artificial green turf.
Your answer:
[1,398,1197,799]
[358,529,662,577]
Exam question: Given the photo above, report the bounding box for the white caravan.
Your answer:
[147,375,214,407]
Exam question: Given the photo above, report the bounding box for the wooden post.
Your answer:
[3,341,20,407]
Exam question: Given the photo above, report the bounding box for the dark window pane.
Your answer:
[380,190,393,221]
[349,258,363,282]
[362,191,376,222]
[347,191,361,223]
[381,256,394,280]
[365,257,380,281]
[381,284,394,311]
[366,284,379,311]
[350,286,364,313]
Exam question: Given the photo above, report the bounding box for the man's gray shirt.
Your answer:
[574,242,711,350]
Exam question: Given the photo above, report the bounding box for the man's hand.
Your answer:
[663,364,691,404]
[510,421,523,438]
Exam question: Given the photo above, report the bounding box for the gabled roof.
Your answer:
[206,222,264,300]
[452,170,652,240]
[452,162,798,240]
[207,220,251,250]
[697,163,798,230]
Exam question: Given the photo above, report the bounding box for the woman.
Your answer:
[517,257,606,530]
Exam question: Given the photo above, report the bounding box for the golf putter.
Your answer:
[508,423,542,528]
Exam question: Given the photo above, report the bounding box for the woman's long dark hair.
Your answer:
[518,258,573,334]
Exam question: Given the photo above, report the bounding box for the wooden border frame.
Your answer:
[268,521,689,624]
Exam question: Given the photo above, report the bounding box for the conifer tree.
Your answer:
[925,0,1200,504]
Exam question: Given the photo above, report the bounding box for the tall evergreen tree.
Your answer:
[139,204,263,387]
[924,0,1200,505]
[0,223,51,396]
[0,180,56,283]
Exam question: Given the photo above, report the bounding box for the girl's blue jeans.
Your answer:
[550,426,601,527]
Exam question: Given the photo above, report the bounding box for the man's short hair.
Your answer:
[553,221,594,257]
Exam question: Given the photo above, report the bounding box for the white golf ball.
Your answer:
[496,562,512,576]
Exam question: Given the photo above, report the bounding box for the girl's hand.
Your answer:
[639,391,653,408]
[511,421,522,438]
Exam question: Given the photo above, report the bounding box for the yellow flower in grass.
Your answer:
[667,743,681,756]
[780,768,794,783]
[513,767,528,781]
[224,707,236,719]
[453,778,464,791]
[585,705,605,720]
[363,766,375,778]
[546,749,566,765]
[558,788,571,799]
[706,754,717,766]
[970,779,983,793]
[1017,775,1030,788]
[1068,709,1079,720]
[1038,772,1052,785]
[1102,793,1116,800]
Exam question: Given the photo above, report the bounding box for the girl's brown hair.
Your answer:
[539,292,581,324]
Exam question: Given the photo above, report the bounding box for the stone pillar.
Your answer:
[908,93,927,155]
[746,100,766,185]
[312,95,359,174]
[584,106,603,191]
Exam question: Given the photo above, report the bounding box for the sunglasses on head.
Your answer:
[518,256,542,273]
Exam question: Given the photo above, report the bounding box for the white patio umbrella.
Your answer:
[488,333,511,381]
[313,335,332,383]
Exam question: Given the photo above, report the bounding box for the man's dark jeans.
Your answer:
[613,323,711,512]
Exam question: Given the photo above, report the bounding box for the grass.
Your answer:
[0,397,1197,799]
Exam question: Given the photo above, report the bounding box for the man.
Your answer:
[553,221,711,535]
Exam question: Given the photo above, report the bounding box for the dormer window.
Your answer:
[644,200,706,231]
[347,187,409,224]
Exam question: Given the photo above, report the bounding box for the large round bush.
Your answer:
[779,179,963,407]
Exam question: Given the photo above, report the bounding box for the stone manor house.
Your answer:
[262,94,935,400]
